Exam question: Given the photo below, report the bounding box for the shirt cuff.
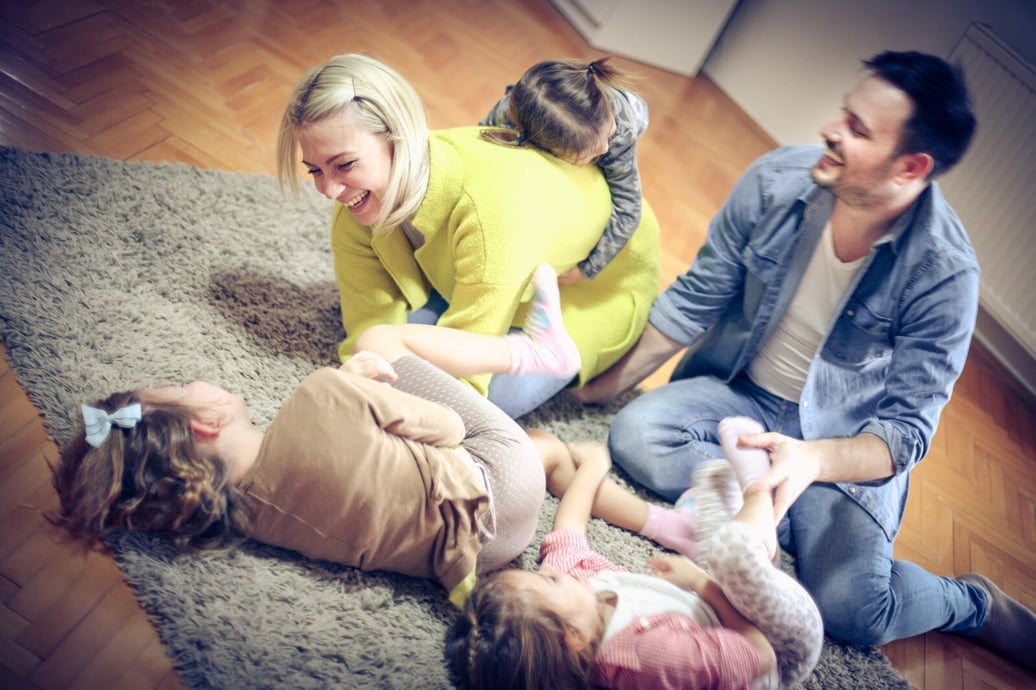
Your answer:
[448,567,478,608]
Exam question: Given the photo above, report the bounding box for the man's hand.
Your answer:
[745,433,822,522]
[741,430,895,521]
[569,324,683,404]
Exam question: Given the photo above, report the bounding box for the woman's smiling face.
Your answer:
[298,108,394,226]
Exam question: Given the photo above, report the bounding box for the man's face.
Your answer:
[811,75,915,208]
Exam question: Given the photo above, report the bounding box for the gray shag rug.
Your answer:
[0,146,908,689]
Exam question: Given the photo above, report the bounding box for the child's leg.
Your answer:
[353,264,579,379]
[389,356,545,571]
[674,459,743,563]
[704,488,824,689]
[527,429,698,557]
[354,323,511,377]
[504,264,581,378]
[718,416,771,490]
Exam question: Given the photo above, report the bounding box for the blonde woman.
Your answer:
[276,53,660,418]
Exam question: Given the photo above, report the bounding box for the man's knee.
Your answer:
[815,586,895,647]
[607,405,643,464]
[607,405,675,494]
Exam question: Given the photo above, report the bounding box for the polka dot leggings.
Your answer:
[389,356,545,572]
[706,522,825,689]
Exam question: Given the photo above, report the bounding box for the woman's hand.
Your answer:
[340,351,398,382]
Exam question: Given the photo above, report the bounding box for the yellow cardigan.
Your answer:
[332,126,661,395]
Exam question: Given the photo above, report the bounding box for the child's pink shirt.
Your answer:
[539,528,761,690]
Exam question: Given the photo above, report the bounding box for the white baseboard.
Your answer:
[973,305,1036,401]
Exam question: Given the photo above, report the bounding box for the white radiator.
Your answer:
[939,22,1036,395]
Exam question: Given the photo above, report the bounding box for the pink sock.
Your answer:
[718,416,770,489]
[506,264,581,378]
[640,503,698,558]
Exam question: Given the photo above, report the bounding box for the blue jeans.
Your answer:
[607,373,990,645]
[409,292,570,419]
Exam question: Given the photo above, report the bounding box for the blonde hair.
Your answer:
[276,53,430,234]
[482,57,635,161]
[445,570,596,690]
[50,391,250,552]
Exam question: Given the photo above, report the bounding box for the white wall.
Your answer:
[703,0,1036,145]
[551,0,740,76]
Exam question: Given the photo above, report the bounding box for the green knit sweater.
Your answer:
[332,126,661,395]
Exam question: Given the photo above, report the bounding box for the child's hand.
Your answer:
[649,554,710,592]
[557,266,587,285]
[341,351,398,382]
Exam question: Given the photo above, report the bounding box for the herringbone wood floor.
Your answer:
[1,1,1034,688]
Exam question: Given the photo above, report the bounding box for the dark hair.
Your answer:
[863,50,976,177]
[482,57,635,161]
[50,391,250,552]
[445,570,595,690]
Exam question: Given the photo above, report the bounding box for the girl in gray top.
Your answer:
[481,58,649,282]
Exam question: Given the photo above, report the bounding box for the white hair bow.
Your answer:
[81,403,142,448]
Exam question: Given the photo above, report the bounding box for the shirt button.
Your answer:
[801,400,809,408]
[848,486,857,495]
[847,309,855,316]
[638,617,651,629]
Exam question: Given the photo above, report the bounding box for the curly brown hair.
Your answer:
[50,390,250,552]
[445,569,596,690]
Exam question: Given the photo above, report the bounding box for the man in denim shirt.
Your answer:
[575,51,1036,671]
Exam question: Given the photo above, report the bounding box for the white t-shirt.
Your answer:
[591,571,720,647]
[748,222,866,401]
[591,571,780,690]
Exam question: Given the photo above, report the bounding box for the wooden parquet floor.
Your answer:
[1,1,1034,688]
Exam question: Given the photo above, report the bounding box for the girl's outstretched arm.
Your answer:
[540,433,611,534]
[529,430,645,533]
[527,429,698,555]
[348,264,579,380]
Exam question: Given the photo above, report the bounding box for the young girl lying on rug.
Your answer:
[445,436,824,690]
[50,265,696,607]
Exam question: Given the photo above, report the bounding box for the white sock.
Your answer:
[506,264,581,378]
[718,416,770,489]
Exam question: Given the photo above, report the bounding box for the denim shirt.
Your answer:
[651,146,979,538]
